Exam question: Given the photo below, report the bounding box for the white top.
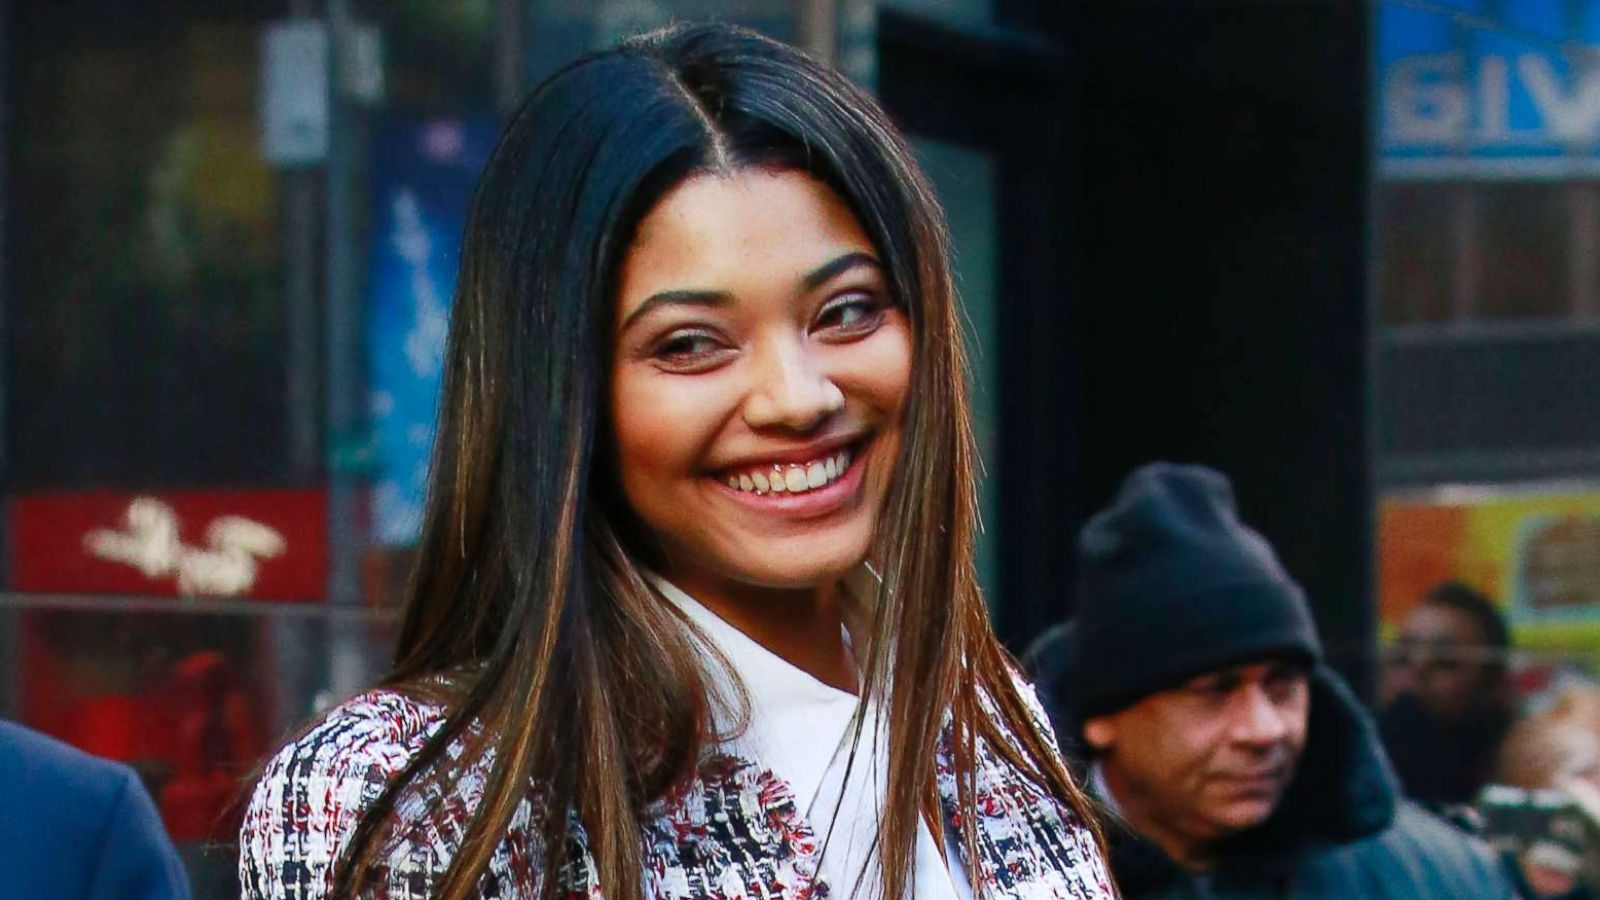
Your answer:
[1089,762,1122,816]
[652,576,973,900]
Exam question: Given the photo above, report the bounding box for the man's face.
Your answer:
[1382,602,1496,721]
[1085,659,1311,853]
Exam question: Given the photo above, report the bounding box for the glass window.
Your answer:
[2,3,467,889]
[367,0,498,114]
[0,598,394,897]
[10,2,290,488]
[1378,181,1585,325]
[1474,183,1571,321]
[912,138,1000,602]
[1377,183,1457,325]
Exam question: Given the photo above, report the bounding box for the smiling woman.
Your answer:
[611,171,911,631]
[239,23,1113,900]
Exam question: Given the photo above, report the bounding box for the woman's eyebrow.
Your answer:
[620,289,733,332]
[620,252,880,332]
[801,251,881,291]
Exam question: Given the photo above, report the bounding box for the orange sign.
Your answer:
[1379,484,1600,649]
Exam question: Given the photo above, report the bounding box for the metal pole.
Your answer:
[837,0,876,87]
[494,0,526,114]
[1451,186,1478,322]
[0,0,11,578]
[1572,186,1598,322]
[0,0,17,718]
[285,2,320,485]
[796,0,837,63]
[265,0,325,735]
[284,174,320,483]
[325,0,369,696]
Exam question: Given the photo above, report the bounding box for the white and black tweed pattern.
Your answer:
[240,683,1112,899]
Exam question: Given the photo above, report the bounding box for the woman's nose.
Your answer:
[741,338,845,431]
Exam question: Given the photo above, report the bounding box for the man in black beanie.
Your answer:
[1026,463,1512,899]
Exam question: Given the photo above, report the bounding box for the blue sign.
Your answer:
[1378,0,1600,175]
[366,117,496,544]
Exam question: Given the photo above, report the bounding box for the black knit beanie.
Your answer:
[1070,462,1322,717]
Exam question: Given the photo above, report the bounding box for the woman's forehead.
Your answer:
[615,169,877,319]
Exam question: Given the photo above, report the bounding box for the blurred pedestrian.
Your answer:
[240,22,1110,900]
[0,718,190,900]
[1379,581,1516,809]
[1487,685,1600,899]
[1498,685,1600,796]
[1027,462,1513,898]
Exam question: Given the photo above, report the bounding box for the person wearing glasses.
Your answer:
[1379,581,1517,811]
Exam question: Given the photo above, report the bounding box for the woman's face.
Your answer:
[610,168,912,599]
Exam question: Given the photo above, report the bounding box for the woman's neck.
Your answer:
[663,568,859,694]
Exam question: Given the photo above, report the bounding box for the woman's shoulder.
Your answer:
[238,687,453,899]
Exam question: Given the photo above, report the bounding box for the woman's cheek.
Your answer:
[612,367,726,481]
[852,317,914,415]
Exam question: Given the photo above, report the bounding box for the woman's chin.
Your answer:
[694,537,871,592]
[727,555,866,590]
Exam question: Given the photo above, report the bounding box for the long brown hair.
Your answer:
[329,22,1101,899]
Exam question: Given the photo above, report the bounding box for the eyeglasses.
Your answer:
[1384,636,1502,675]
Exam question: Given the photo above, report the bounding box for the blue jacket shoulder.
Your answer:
[0,719,190,900]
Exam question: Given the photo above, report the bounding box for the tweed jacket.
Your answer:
[240,686,1114,899]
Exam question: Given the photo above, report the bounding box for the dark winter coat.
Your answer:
[1026,622,1517,899]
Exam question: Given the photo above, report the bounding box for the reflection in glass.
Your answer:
[0,598,395,898]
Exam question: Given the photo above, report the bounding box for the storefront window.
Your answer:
[1475,183,1572,321]
[5,4,891,892]
[1378,181,1585,325]
[2,2,473,891]
[10,3,289,487]
[1373,0,1600,835]
[1377,183,1456,325]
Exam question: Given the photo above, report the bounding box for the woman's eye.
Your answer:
[658,334,714,356]
[651,331,730,369]
[816,294,884,335]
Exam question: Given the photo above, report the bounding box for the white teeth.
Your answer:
[806,462,827,488]
[724,447,857,496]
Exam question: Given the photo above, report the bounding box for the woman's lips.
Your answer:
[722,444,855,496]
[713,441,867,519]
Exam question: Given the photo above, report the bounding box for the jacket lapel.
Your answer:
[936,721,1116,899]
[638,700,1113,899]
[643,753,827,900]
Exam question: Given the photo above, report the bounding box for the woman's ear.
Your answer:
[1083,716,1118,752]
